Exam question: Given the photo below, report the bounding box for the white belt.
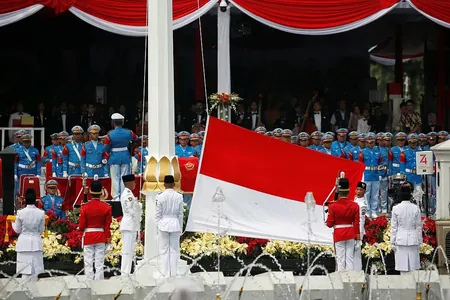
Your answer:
[69,162,80,167]
[18,164,35,169]
[84,228,104,233]
[405,168,416,174]
[365,166,377,171]
[163,215,178,219]
[111,147,128,152]
[86,163,102,169]
[392,163,400,167]
[334,224,353,229]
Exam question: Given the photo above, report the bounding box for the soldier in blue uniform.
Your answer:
[389,132,407,175]
[378,133,390,214]
[10,129,26,151]
[404,133,422,189]
[290,135,299,145]
[376,132,384,149]
[51,131,68,177]
[308,131,324,151]
[42,133,59,164]
[437,131,449,143]
[81,125,109,178]
[281,129,293,143]
[255,126,266,135]
[265,131,274,138]
[348,133,364,162]
[326,131,335,142]
[331,128,348,158]
[344,131,358,158]
[175,131,195,157]
[298,132,309,147]
[272,128,283,140]
[361,133,381,218]
[14,134,42,193]
[384,132,393,149]
[189,133,203,158]
[41,180,65,219]
[134,135,148,175]
[320,134,333,155]
[104,113,139,201]
[62,126,84,177]
[419,133,429,150]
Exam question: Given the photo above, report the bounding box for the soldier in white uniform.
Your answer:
[119,174,142,276]
[390,184,422,274]
[155,175,184,277]
[12,189,45,282]
[354,182,368,271]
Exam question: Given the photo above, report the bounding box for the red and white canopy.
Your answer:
[407,0,450,29]
[0,0,217,35]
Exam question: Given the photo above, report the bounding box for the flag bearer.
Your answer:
[81,125,109,178]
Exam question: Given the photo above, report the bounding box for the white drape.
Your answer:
[370,55,414,66]
[217,7,231,121]
[406,0,450,29]
[0,4,43,28]
[229,0,400,35]
[69,0,216,37]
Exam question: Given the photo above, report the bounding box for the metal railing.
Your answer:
[0,127,45,154]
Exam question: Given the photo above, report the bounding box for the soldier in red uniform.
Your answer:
[78,180,112,280]
[326,178,360,271]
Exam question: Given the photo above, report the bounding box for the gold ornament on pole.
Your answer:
[142,156,181,192]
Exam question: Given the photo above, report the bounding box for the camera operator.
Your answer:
[390,183,422,275]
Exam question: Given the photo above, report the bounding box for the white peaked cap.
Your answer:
[111,113,124,120]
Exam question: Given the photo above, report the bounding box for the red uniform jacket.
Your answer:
[78,199,112,246]
[326,198,360,243]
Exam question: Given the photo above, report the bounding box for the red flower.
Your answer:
[422,219,436,234]
[423,235,437,247]
[116,216,123,223]
[236,237,269,256]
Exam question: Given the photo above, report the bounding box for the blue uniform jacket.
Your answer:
[331,141,348,158]
[175,145,195,157]
[378,146,389,178]
[319,148,332,155]
[389,146,407,174]
[308,145,324,152]
[104,127,138,165]
[194,144,203,159]
[81,141,109,176]
[348,146,362,162]
[62,142,83,174]
[405,146,423,185]
[42,194,66,219]
[43,145,57,163]
[52,145,63,176]
[343,144,356,159]
[15,146,41,176]
[134,146,149,174]
[361,147,381,182]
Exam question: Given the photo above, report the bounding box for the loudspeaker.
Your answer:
[106,201,123,218]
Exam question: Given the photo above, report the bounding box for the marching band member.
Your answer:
[41,180,65,219]
[156,175,184,277]
[361,133,381,218]
[320,134,333,155]
[134,135,148,175]
[104,113,138,201]
[119,174,142,276]
[326,177,360,271]
[331,128,349,157]
[378,133,390,214]
[62,126,84,177]
[51,131,68,177]
[14,134,42,184]
[12,189,45,282]
[354,182,368,271]
[308,131,324,151]
[404,134,422,189]
[78,180,112,280]
[389,132,407,175]
[81,125,109,178]
[42,133,59,164]
[390,184,422,274]
[175,131,195,157]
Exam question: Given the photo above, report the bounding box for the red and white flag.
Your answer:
[186,117,365,245]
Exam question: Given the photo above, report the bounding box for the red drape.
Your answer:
[179,157,199,194]
[409,0,450,24]
[231,0,399,29]
[0,0,212,23]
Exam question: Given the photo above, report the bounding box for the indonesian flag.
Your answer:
[186,117,365,245]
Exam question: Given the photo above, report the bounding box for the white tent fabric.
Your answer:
[0,4,43,28]
[229,0,400,35]
[70,0,217,37]
[370,55,413,66]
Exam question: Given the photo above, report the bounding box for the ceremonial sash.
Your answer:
[72,142,81,161]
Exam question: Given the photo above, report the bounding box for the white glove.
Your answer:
[105,244,112,253]
[52,172,56,178]
[354,240,362,251]
[104,174,109,178]
[392,244,397,252]
[83,172,88,178]
[14,175,18,182]
[63,171,68,178]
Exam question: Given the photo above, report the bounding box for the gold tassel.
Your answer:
[44,215,49,238]
[4,216,17,242]
[113,289,122,300]
[54,291,62,300]
[215,294,221,300]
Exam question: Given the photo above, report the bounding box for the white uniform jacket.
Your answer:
[12,205,45,252]
[390,201,422,246]
[354,196,367,237]
[119,188,142,232]
[155,189,184,233]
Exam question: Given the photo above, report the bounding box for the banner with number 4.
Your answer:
[416,151,434,175]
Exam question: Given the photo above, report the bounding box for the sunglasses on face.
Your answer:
[179,138,188,141]
[367,141,375,144]
[323,141,332,144]
[73,133,82,136]
[397,139,406,142]
[47,186,56,190]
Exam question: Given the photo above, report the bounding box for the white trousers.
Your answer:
[121,230,137,276]
[158,230,181,277]
[353,247,362,271]
[111,164,130,200]
[22,274,38,282]
[335,239,355,272]
[84,243,106,280]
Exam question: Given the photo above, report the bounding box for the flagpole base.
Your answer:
[135,258,190,280]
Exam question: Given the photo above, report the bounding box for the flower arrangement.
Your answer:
[208,93,242,120]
